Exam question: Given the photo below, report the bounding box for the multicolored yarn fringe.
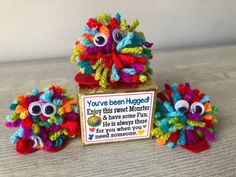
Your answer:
[152,83,218,153]
[71,12,153,88]
[4,85,80,154]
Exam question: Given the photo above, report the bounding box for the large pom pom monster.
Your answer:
[152,83,218,153]
[4,85,80,154]
[71,13,153,87]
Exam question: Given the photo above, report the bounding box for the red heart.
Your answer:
[89,128,95,132]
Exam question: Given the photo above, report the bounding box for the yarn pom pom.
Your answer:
[5,85,80,154]
[152,83,218,153]
[71,12,153,88]
[16,138,36,154]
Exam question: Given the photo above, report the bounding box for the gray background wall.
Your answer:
[0,0,236,62]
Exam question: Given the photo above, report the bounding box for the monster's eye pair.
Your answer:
[28,101,57,117]
[93,29,125,47]
[174,100,205,115]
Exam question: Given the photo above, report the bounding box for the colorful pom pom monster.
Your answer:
[71,12,153,88]
[152,83,218,153]
[4,85,80,154]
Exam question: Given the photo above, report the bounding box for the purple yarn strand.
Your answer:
[62,112,78,121]
[22,128,32,139]
[86,46,106,55]
[143,42,153,48]
[105,33,113,53]
[120,72,131,82]
[129,63,144,73]
[5,120,21,128]
[196,127,216,141]
[184,90,195,102]
[185,130,196,145]
[187,113,202,121]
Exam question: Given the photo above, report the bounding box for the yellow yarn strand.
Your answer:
[121,47,143,54]
[80,68,85,74]
[151,127,163,137]
[66,93,74,100]
[92,59,102,70]
[211,117,218,124]
[10,113,19,121]
[120,19,128,31]
[99,67,109,88]
[70,55,76,63]
[139,75,147,83]
[49,129,68,141]
[168,116,179,124]
[47,116,58,125]
[175,123,184,130]
[129,19,139,32]
[20,110,28,119]
[72,46,80,55]
[97,13,111,25]
[70,47,81,63]
[186,120,205,127]
[57,107,64,116]
[95,64,103,80]
[32,123,40,134]
[160,132,171,141]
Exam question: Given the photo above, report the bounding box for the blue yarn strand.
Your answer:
[111,64,120,81]
[122,68,136,75]
[116,32,134,51]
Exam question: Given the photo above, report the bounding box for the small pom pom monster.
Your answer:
[152,83,218,153]
[71,12,153,88]
[4,85,80,154]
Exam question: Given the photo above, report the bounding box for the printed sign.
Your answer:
[80,91,155,145]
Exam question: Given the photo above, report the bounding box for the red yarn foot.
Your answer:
[74,72,99,85]
[16,138,37,155]
[181,138,210,153]
[44,141,67,153]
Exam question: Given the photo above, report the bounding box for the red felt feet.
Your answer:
[16,138,37,154]
[44,141,67,153]
[181,138,210,153]
[74,72,99,85]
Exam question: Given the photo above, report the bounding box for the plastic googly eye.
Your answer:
[42,103,57,117]
[93,33,108,47]
[190,102,205,115]
[175,100,189,113]
[28,101,42,116]
[112,29,125,43]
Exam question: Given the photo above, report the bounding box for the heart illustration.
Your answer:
[89,128,95,132]
[88,134,94,140]
[138,129,145,135]
[143,125,147,128]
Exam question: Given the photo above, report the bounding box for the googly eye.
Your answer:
[28,101,42,116]
[190,102,205,115]
[42,103,57,117]
[93,33,108,47]
[174,100,189,113]
[112,29,125,43]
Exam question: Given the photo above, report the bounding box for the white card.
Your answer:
[80,91,155,145]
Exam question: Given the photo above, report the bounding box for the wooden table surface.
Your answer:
[0,45,236,177]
